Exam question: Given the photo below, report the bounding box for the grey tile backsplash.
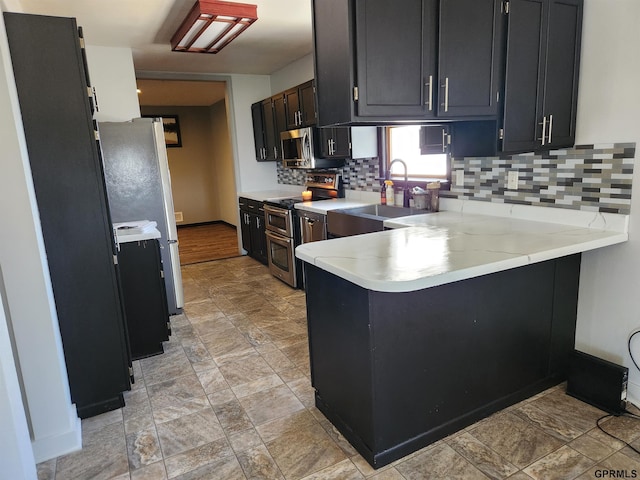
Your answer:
[277,143,635,215]
[276,157,381,191]
[444,143,635,214]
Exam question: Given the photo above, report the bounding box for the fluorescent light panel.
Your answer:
[171,0,258,54]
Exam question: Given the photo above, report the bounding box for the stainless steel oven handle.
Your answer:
[265,230,292,246]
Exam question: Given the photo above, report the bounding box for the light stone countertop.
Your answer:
[294,198,377,214]
[238,188,304,202]
[295,209,629,293]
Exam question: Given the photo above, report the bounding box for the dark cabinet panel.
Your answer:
[285,88,301,129]
[285,80,316,129]
[118,240,169,360]
[420,125,450,155]
[502,0,582,152]
[251,101,268,160]
[261,99,278,161]
[273,94,287,159]
[543,0,582,149]
[300,81,317,126]
[238,198,268,265]
[319,127,351,158]
[354,0,437,118]
[438,0,503,117]
[5,12,131,418]
[312,0,355,126]
[313,0,503,125]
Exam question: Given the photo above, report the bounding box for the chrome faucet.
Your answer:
[389,158,409,207]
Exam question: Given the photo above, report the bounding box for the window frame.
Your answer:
[378,126,452,190]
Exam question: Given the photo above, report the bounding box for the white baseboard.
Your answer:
[627,380,640,408]
[31,405,81,463]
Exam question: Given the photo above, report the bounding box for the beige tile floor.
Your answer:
[37,256,640,480]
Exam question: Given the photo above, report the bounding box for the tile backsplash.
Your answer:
[277,143,635,215]
[444,143,635,214]
[277,157,381,191]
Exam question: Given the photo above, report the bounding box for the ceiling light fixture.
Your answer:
[170,0,258,54]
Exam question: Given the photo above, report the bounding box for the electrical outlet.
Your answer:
[455,170,465,186]
[507,170,519,190]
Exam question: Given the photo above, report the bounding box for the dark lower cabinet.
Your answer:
[118,240,170,360]
[5,12,132,418]
[501,0,583,152]
[239,198,268,265]
[304,254,581,468]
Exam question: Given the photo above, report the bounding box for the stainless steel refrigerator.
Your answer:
[99,117,184,315]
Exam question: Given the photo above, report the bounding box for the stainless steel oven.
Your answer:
[263,171,343,288]
[264,204,298,287]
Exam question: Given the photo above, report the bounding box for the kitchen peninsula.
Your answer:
[295,204,628,469]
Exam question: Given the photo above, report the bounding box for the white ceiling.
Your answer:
[5,0,314,105]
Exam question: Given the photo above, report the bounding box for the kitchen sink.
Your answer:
[327,204,429,237]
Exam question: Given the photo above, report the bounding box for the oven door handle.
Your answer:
[265,230,292,247]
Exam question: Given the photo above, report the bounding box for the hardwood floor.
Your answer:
[177,222,240,265]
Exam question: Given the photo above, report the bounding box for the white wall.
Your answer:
[0,270,36,480]
[211,99,238,226]
[86,45,140,122]
[0,9,81,465]
[227,74,281,192]
[270,53,314,94]
[574,0,640,400]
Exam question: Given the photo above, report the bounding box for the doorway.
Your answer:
[137,78,241,263]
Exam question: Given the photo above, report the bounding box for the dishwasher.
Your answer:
[298,210,327,243]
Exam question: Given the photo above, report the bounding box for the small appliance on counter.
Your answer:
[263,172,343,288]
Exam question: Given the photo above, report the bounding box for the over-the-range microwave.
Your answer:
[280,127,345,169]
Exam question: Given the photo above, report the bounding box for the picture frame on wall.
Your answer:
[160,115,182,148]
[143,115,182,148]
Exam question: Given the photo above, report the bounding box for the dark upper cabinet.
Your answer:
[312,0,503,125]
[285,80,317,129]
[251,101,268,160]
[251,98,279,161]
[501,0,583,152]
[273,93,287,160]
[251,80,317,162]
[438,0,504,117]
[354,0,437,118]
[318,127,351,158]
[300,81,317,126]
[261,98,279,161]
[5,12,131,418]
[420,125,450,155]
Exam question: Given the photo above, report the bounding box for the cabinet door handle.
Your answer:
[442,129,446,153]
[538,116,547,146]
[274,146,278,158]
[548,114,553,144]
[425,75,433,111]
[441,77,449,112]
[256,217,261,229]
